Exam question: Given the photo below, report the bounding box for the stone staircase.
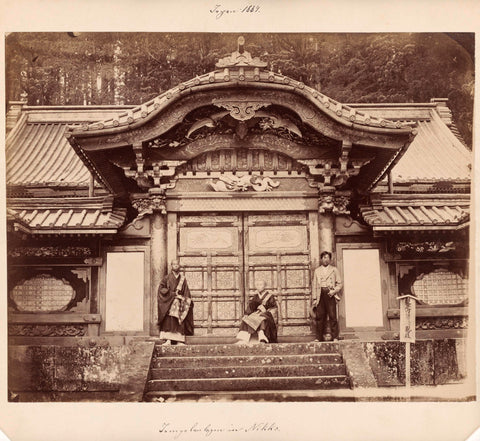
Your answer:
[143,342,351,402]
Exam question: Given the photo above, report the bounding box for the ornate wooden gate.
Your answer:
[178,212,312,336]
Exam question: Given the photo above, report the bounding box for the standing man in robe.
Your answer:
[158,260,194,345]
[311,251,342,342]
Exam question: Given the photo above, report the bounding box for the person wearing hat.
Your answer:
[311,251,342,341]
[157,260,194,345]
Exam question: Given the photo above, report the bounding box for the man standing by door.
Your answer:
[312,251,342,341]
[158,260,194,345]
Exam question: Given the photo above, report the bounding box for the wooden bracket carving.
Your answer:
[318,192,351,215]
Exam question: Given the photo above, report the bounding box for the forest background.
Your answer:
[5,32,474,146]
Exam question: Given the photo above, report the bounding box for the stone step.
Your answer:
[151,353,343,368]
[183,335,318,345]
[144,390,355,402]
[154,342,340,358]
[147,375,351,392]
[150,363,347,380]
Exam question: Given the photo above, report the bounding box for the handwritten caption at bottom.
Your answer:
[159,422,279,439]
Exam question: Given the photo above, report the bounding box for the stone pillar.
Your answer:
[132,188,168,336]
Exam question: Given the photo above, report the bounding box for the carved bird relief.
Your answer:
[256,111,303,138]
[186,111,229,139]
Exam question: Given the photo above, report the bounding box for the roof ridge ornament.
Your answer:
[215,36,268,69]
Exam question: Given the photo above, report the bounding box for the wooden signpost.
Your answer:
[397,294,419,389]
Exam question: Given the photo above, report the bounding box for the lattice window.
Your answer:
[412,269,468,306]
[11,274,75,312]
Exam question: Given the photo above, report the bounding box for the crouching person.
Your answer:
[236,280,278,344]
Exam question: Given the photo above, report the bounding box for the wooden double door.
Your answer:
[177,212,314,336]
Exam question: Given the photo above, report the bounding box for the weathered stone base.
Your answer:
[340,339,468,388]
[8,340,154,402]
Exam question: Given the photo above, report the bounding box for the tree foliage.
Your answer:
[5,32,474,145]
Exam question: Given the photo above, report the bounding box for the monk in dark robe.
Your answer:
[157,260,194,345]
[236,279,278,344]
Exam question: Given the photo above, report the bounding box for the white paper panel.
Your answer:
[343,248,383,328]
[105,252,144,332]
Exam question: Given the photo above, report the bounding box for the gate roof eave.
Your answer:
[66,70,415,142]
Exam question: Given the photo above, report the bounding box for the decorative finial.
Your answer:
[237,36,245,54]
[215,36,267,69]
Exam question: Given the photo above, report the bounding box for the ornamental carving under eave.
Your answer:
[209,174,280,192]
[132,193,167,215]
[212,99,271,121]
[8,246,93,258]
[396,241,457,254]
[8,324,87,337]
[318,194,350,215]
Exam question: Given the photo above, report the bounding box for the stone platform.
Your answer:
[8,337,470,402]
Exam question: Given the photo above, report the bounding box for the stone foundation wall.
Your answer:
[341,339,467,388]
[8,340,155,402]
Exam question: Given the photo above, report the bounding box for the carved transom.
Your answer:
[177,148,305,175]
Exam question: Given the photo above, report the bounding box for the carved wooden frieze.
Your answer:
[176,148,305,175]
[8,324,87,337]
[209,174,280,192]
[415,317,468,330]
[396,241,458,254]
[8,246,93,258]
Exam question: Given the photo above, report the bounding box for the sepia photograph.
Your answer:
[1,2,479,439]
[5,31,475,403]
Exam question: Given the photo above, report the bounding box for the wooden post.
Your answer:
[318,212,334,254]
[151,210,168,335]
[397,294,419,391]
[148,187,168,336]
[405,341,411,391]
[88,173,95,197]
[275,252,283,334]
[206,252,213,334]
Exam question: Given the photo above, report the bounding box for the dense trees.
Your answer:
[5,32,474,145]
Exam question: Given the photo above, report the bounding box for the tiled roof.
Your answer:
[66,69,414,136]
[349,104,471,183]
[7,196,126,235]
[6,120,91,187]
[389,115,471,183]
[361,197,470,231]
[5,107,131,188]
